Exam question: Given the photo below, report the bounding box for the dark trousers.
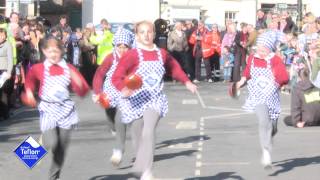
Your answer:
[170,51,188,74]
[232,48,246,82]
[210,53,221,81]
[195,55,212,81]
[0,78,13,119]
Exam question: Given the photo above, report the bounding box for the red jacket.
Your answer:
[189,29,214,58]
[242,54,289,86]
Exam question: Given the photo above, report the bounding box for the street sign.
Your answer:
[277,3,288,9]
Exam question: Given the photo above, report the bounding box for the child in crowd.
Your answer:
[220,46,234,82]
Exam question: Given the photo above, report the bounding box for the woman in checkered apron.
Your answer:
[237,31,289,168]
[112,21,197,180]
[23,37,89,180]
[92,28,134,166]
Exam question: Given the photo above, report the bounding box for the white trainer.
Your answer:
[140,170,154,180]
[110,149,122,166]
[261,148,272,168]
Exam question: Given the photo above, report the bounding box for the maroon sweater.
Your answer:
[111,48,189,91]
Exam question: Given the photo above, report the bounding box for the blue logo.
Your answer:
[14,136,47,169]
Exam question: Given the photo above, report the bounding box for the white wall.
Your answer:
[82,0,159,26]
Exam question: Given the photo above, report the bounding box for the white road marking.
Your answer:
[195,90,206,108]
[284,130,320,133]
[168,143,193,149]
[202,112,252,120]
[196,154,202,160]
[196,161,202,167]
[205,131,248,134]
[200,131,204,135]
[198,142,203,146]
[176,121,197,130]
[198,147,203,151]
[195,169,201,176]
[202,162,251,166]
[182,99,199,105]
[206,106,246,111]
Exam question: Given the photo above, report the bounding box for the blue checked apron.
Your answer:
[102,52,121,108]
[38,60,78,132]
[242,55,281,121]
[119,48,168,124]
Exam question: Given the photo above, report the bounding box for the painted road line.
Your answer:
[198,142,203,146]
[206,106,246,111]
[182,99,199,105]
[202,112,252,120]
[202,162,251,166]
[195,169,201,176]
[284,130,320,133]
[176,121,197,130]
[205,130,248,134]
[168,143,193,149]
[196,154,202,160]
[196,161,202,168]
[195,90,206,108]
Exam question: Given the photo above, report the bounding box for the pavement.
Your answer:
[0,81,320,180]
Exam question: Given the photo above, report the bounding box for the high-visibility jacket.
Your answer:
[90,30,114,65]
[189,29,214,59]
[210,31,221,55]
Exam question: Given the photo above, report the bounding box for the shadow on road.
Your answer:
[154,149,198,162]
[118,150,198,170]
[156,135,210,149]
[0,109,39,142]
[269,155,320,176]
[185,172,244,180]
[88,173,137,180]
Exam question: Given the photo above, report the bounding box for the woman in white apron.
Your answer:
[92,28,134,166]
[237,31,289,168]
[23,37,89,180]
[112,21,197,180]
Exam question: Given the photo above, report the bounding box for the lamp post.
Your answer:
[297,0,302,32]
[36,0,40,17]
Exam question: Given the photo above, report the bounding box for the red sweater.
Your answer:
[92,53,116,94]
[112,48,189,91]
[242,54,289,86]
[25,63,89,97]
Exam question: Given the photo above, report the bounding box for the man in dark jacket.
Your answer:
[284,68,320,127]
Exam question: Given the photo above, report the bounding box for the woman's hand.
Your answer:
[185,81,197,94]
[121,87,134,98]
[92,94,99,103]
[236,77,247,90]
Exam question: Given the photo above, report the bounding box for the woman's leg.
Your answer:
[132,108,160,175]
[110,109,127,166]
[105,107,116,134]
[255,104,273,167]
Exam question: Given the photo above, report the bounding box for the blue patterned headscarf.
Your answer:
[113,27,135,47]
[256,30,287,52]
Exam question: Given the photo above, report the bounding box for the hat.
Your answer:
[256,30,286,52]
[113,27,134,47]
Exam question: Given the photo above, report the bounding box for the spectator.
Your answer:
[89,19,113,65]
[54,15,72,39]
[0,28,13,120]
[189,21,214,83]
[284,68,320,127]
[256,9,267,31]
[167,21,189,74]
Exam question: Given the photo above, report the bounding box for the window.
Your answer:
[225,11,237,22]
[0,1,5,16]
